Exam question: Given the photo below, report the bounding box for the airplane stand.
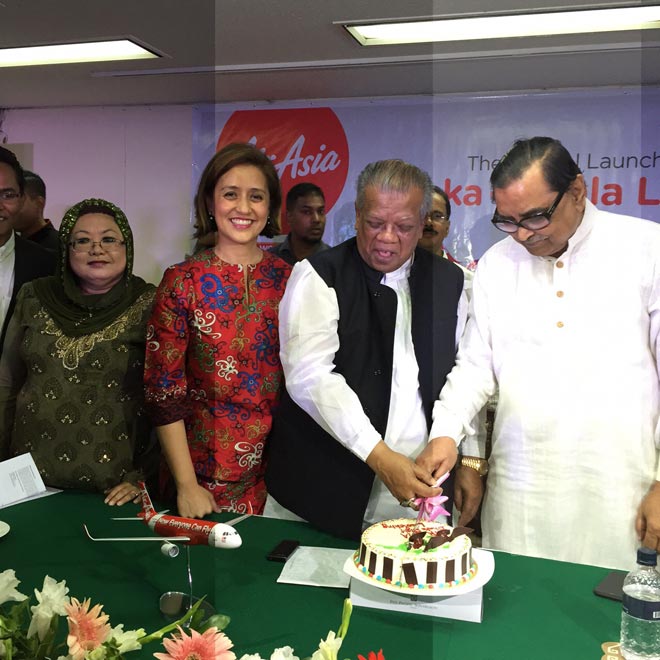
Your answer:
[159,546,215,623]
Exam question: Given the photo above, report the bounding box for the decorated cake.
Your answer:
[353,518,476,590]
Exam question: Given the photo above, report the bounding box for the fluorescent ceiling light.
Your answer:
[344,6,660,46]
[0,39,159,68]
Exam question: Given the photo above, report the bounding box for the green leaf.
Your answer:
[199,613,230,632]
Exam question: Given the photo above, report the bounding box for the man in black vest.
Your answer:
[265,159,466,540]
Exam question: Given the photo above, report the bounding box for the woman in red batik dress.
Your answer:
[144,143,291,517]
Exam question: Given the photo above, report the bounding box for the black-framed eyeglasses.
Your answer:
[69,237,126,252]
[491,189,566,234]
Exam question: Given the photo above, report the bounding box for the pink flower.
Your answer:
[154,625,236,660]
[65,597,111,660]
[414,471,451,521]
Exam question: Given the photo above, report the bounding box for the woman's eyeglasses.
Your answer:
[69,237,126,252]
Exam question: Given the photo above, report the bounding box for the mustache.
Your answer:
[423,227,439,235]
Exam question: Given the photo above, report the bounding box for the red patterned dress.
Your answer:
[144,249,291,514]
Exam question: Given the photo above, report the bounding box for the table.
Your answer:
[0,491,622,659]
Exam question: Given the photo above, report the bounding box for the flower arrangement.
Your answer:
[0,571,385,660]
[0,569,212,660]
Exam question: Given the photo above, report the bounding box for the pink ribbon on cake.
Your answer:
[414,471,450,522]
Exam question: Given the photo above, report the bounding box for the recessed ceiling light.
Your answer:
[0,39,159,68]
[343,6,660,46]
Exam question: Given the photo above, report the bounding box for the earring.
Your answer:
[208,213,217,230]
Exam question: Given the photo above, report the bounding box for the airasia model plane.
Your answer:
[83,481,245,557]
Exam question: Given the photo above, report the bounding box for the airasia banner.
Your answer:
[216,108,349,234]
[192,88,659,265]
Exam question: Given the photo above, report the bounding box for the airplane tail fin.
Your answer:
[137,481,156,520]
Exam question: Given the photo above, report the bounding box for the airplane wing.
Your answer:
[83,525,190,543]
[225,513,251,527]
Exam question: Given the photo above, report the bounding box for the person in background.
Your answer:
[13,170,59,251]
[0,148,56,351]
[418,183,487,531]
[144,142,291,518]
[418,185,474,287]
[426,136,660,570]
[269,182,330,265]
[264,159,467,540]
[418,186,458,262]
[0,198,157,506]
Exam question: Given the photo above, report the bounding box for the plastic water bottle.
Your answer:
[620,547,660,660]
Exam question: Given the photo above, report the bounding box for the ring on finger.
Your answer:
[399,498,414,508]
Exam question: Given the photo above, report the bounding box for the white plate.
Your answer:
[343,548,494,598]
[0,521,10,539]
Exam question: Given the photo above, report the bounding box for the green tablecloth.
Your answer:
[0,491,621,659]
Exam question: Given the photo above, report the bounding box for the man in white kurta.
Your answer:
[425,137,660,570]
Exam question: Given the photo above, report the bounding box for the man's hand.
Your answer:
[366,441,440,505]
[637,481,660,552]
[176,482,221,519]
[454,466,484,526]
[416,436,459,479]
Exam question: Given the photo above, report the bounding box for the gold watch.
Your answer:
[460,456,489,476]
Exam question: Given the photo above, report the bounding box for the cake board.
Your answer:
[344,548,494,623]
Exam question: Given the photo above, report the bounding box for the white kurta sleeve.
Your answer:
[279,260,382,461]
[430,259,498,455]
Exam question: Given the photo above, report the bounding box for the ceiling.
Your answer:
[0,0,658,109]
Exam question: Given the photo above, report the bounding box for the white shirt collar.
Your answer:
[381,253,414,286]
[540,199,596,263]
[0,232,16,264]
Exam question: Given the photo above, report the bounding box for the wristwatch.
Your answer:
[460,456,489,476]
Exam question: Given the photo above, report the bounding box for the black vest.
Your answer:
[265,238,463,539]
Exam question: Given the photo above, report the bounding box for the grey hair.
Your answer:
[356,159,433,220]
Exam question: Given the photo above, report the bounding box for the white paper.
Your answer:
[0,453,59,508]
[277,546,354,588]
[349,577,484,622]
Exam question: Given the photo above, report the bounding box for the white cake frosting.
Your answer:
[353,518,476,590]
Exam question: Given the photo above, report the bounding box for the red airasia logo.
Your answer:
[217,108,349,226]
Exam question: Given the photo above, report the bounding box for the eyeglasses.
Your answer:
[427,211,449,223]
[0,190,21,203]
[69,237,126,252]
[491,189,566,234]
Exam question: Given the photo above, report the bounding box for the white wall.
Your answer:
[4,105,193,284]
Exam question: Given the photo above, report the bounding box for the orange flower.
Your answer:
[154,625,236,660]
[65,597,111,660]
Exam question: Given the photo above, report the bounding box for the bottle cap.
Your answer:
[637,547,658,566]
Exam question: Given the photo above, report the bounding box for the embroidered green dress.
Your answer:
[0,198,158,492]
[0,283,155,490]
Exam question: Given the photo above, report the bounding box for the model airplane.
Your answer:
[83,481,246,557]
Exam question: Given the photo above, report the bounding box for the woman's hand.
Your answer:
[104,481,141,506]
[176,482,220,518]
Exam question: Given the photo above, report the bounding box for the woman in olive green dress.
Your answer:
[0,199,157,506]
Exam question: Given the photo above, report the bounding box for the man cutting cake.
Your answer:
[265,158,470,539]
